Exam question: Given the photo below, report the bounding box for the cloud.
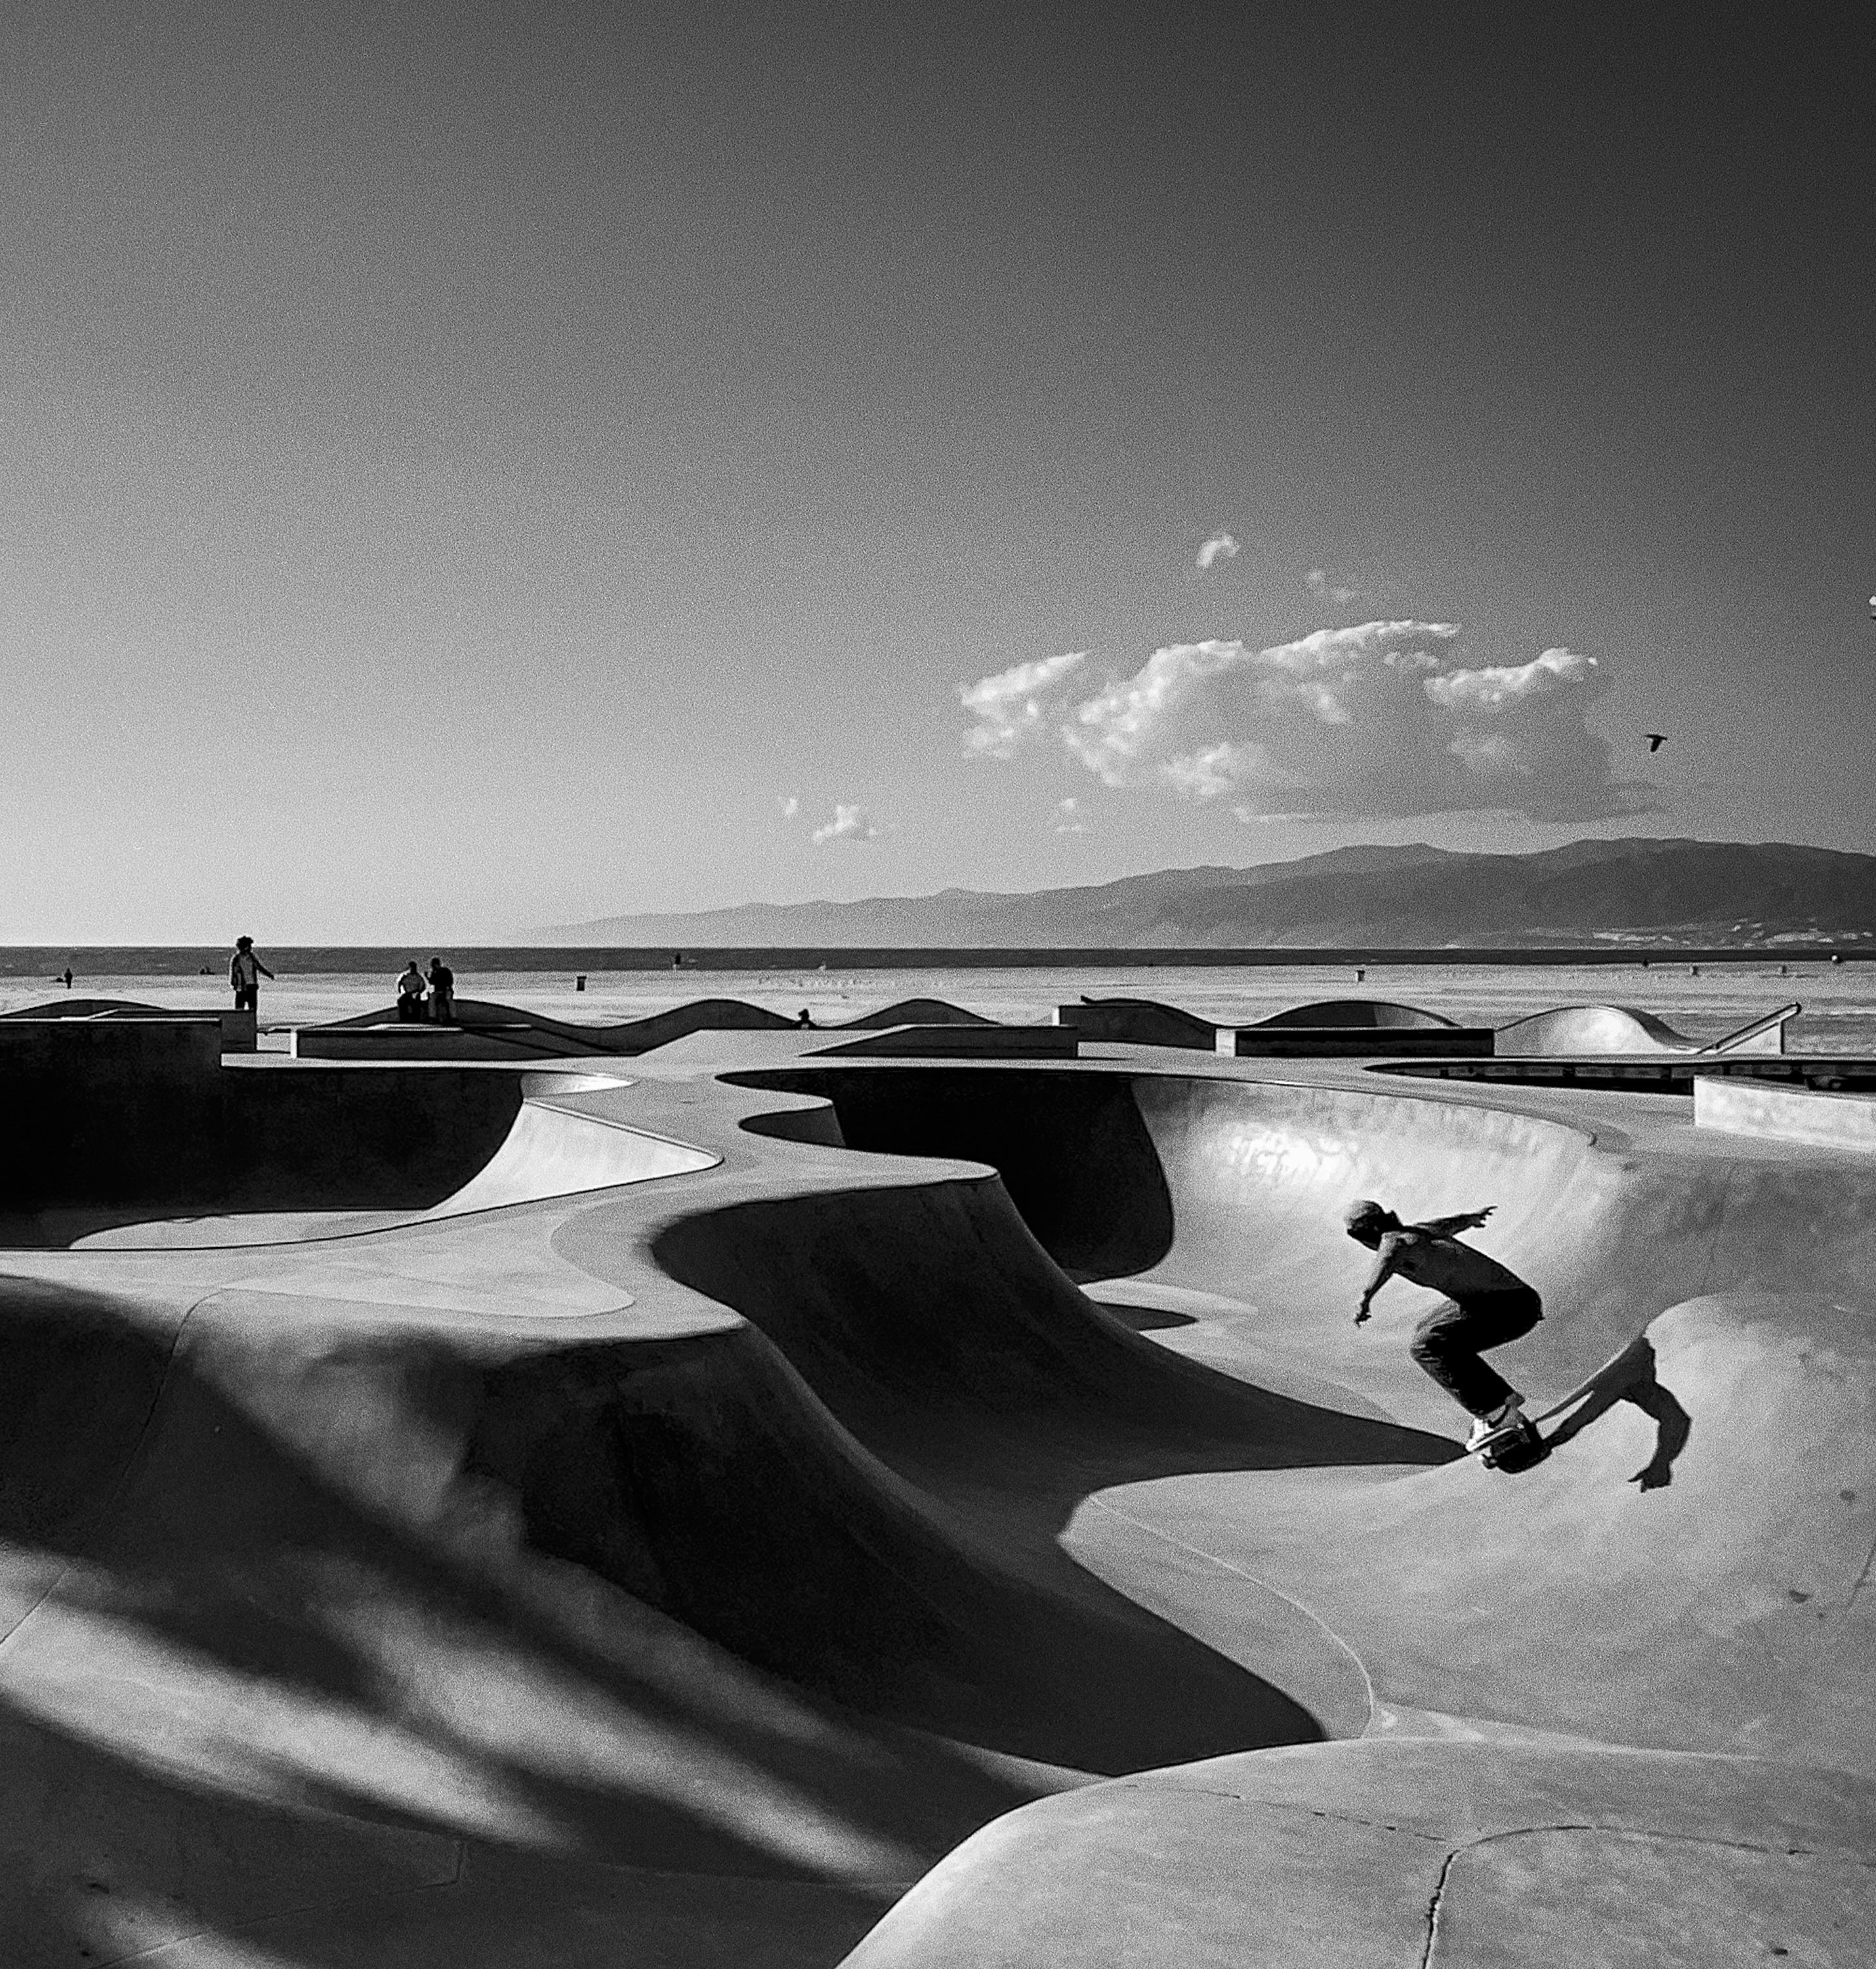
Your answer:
[1422,646,1595,709]
[1196,532,1241,571]
[960,624,1643,823]
[1306,568,1360,605]
[811,802,885,846]
[1051,796,1089,834]
[959,650,1089,757]
[777,795,801,819]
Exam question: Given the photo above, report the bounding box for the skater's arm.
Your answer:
[258,961,275,979]
[1354,1242,1400,1324]
[1418,1207,1495,1237]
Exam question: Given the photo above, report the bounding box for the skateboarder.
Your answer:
[1344,1199,1543,1450]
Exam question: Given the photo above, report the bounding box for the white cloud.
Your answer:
[959,622,1642,823]
[959,650,1089,758]
[777,795,801,819]
[811,803,885,846]
[1306,568,1359,605]
[1422,646,1595,709]
[1051,796,1089,834]
[1196,532,1241,571]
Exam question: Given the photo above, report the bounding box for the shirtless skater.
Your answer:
[1344,1199,1542,1450]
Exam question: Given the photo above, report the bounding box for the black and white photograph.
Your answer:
[2,4,1872,1963]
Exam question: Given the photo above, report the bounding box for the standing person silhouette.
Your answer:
[229,936,274,1015]
[427,955,456,1024]
[1344,1199,1542,1449]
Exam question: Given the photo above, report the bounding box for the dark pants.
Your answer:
[1409,1288,1543,1416]
[397,996,423,1022]
[232,984,258,1013]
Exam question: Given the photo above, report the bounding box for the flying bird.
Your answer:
[1646,734,1667,752]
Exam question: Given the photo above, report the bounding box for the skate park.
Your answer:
[1,992,1872,1965]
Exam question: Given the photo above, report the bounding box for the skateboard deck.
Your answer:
[1475,1415,1547,1471]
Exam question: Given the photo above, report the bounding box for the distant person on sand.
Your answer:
[396,962,427,1023]
[229,936,274,1013]
[1344,1200,1542,1449]
[61,967,73,990]
[796,1007,814,1028]
[427,955,455,1024]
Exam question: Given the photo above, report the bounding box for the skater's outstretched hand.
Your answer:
[1423,1205,1496,1235]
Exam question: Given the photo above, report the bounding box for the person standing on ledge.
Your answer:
[229,935,274,1015]
[427,954,456,1024]
[1344,1199,1542,1449]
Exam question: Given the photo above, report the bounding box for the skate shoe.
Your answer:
[1465,1399,1524,1452]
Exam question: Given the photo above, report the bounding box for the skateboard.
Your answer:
[1470,1334,1659,1474]
[1474,1414,1547,1472]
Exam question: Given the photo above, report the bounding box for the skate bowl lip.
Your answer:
[0,1065,723,1256]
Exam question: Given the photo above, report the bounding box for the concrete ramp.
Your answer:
[1058,998,1220,1048]
[428,1090,719,1217]
[841,1738,1876,1969]
[834,998,997,1030]
[1252,998,1459,1030]
[1493,1002,1700,1053]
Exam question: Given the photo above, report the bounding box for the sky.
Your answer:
[2,1,1871,941]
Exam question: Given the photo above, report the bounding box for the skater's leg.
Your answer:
[1409,1290,1541,1417]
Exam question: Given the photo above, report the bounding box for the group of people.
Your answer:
[228,939,457,1026]
[396,957,456,1023]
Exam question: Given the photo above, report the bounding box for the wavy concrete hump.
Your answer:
[1493,1002,1699,1053]
[0,998,167,1020]
[1251,998,1460,1030]
[304,995,994,1057]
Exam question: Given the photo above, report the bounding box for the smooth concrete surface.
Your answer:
[1494,1002,1703,1054]
[1251,998,1461,1029]
[1696,1072,1876,1151]
[3,1033,1875,1964]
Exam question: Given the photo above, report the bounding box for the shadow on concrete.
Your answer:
[1543,1338,1694,1491]
[0,1265,1350,1960]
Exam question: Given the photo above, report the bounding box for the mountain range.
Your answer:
[537,839,1876,950]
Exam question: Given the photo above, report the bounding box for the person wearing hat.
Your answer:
[228,935,274,1014]
[1343,1198,1542,1450]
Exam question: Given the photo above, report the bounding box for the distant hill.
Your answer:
[536,839,1876,950]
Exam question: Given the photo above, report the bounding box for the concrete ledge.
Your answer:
[1694,1075,1876,1151]
[808,1025,1079,1059]
[1217,1027,1494,1058]
[291,1024,577,1061]
[1058,1000,1218,1048]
